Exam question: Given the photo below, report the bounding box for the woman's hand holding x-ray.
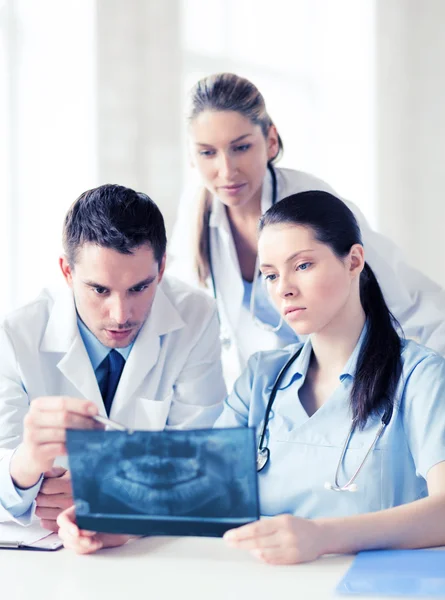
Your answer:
[223,514,325,565]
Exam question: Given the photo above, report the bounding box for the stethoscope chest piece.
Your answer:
[256,447,270,472]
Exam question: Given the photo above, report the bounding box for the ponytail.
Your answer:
[352,263,403,429]
[194,187,212,286]
[259,191,404,430]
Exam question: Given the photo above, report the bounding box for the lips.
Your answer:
[219,183,247,195]
[284,306,306,316]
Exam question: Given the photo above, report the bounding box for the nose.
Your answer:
[108,295,131,325]
[276,273,299,299]
[217,152,237,179]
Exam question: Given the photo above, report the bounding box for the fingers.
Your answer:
[39,474,72,495]
[43,467,67,478]
[224,519,278,543]
[26,410,98,431]
[57,506,103,554]
[32,396,98,416]
[36,494,73,511]
[40,519,60,533]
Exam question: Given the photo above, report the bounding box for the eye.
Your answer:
[263,273,277,282]
[198,149,216,157]
[130,284,149,293]
[93,286,108,295]
[297,262,312,271]
[233,143,251,152]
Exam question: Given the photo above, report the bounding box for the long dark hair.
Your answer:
[259,191,403,429]
[187,73,283,285]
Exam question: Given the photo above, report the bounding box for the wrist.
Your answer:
[10,445,44,489]
[314,517,344,556]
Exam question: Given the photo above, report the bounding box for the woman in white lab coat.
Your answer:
[168,72,445,383]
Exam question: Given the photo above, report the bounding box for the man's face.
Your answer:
[60,243,165,348]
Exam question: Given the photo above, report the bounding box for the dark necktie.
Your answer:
[100,349,126,416]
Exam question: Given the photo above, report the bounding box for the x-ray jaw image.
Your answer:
[67,428,259,537]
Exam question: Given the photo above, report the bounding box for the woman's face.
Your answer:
[189,110,279,209]
[258,224,364,336]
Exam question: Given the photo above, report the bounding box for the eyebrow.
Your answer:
[260,249,315,269]
[196,133,253,147]
[83,276,156,291]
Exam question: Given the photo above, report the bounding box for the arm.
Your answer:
[346,201,445,355]
[224,352,445,564]
[0,322,99,523]
[166,309,227,429]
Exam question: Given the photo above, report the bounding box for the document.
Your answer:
[336,549,445,596]
[0,519,62,550]
[67,427,259,537]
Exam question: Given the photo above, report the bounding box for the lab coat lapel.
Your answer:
[40,288,104,412]
[110,284,185,420]
[209,199,243,332]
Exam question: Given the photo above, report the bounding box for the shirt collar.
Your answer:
[276,321,369,390]
[339,321,369,382]
[77,317,133,371]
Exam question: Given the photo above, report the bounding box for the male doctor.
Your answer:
[0,184,226,529]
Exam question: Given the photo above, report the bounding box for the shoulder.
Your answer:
[1,288,56,337]
[400,338,445,377]
[159,275,216,323]
[246,342,304,377]
[275,166,338,197]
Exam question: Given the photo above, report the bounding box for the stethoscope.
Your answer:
[256,346,393,493]
[207,163,282,350]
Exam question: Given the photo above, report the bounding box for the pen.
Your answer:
[92,414,128,431]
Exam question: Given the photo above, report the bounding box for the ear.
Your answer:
[266,124,280,162]
[59,255,74,288]
[157,254,166,283]
[348,244,365,278]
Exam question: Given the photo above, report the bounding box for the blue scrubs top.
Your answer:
[214,326,445,519]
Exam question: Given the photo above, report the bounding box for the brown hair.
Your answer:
[187,73,283,285]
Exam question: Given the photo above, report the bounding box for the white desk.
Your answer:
[0,537,439,600]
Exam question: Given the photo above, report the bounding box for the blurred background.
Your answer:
[1,0,444,315]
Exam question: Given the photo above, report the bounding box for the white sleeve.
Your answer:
[345,200,445,356]
[0,326,38,522]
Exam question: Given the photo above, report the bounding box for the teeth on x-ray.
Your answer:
[67,428,259,537]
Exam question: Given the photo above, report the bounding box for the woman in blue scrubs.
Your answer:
[58,190,445,562]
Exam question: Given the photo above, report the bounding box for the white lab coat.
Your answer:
[0,275,226,521]
[169,166,445,380]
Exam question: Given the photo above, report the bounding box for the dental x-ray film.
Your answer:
[66,427,259,537]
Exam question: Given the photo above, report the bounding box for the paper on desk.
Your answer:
[0,519,55,546]
[336,549,445,596]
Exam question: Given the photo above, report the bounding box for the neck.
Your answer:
[225,187,263,224]
[310,296,366,376]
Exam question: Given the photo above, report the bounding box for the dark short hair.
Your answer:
[63,184,167,267]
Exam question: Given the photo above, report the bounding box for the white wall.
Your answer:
[376,0,445,288]
[1,0,444,315]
